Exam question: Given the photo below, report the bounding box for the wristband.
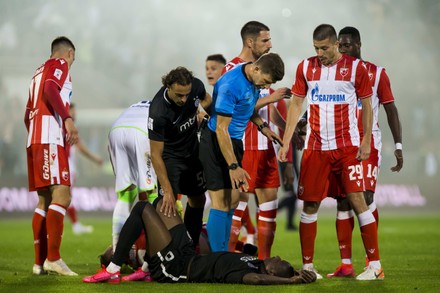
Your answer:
[257,121,269,132]
[395,143,402,150]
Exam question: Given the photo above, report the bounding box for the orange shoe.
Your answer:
[327,263,356,278]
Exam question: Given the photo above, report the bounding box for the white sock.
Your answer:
[369,260,381,270]
[342,258,352,265]
[141,261,149,272]
[106,262,121,273]
[112,200,131,251]
[303,263,315,270]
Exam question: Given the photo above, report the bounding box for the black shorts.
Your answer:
[160,154,206,198]
[199,127,243,190]
[147,224,196,283]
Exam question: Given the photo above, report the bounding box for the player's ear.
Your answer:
[245,37,253,48]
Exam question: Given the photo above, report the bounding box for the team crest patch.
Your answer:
[368,72,374,80]
[194,98,200,108]
[62,169,69,181]
[339,67,349,77]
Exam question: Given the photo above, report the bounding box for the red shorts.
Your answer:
[298,146,364,202]
[327,146,380,199]
[27,144,71,191]
[241,146,280,193]
[362,146,380,192]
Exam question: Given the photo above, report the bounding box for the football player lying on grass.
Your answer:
[83,198,316,285]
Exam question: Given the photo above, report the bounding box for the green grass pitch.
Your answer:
[0,213,439,293]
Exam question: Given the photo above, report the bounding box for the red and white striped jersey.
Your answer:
[357,61,395,151]
[292,55,372,151]
[26,58,71,147]
[223,57,271,151]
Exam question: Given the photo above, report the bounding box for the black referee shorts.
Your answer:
[199,127,243,190]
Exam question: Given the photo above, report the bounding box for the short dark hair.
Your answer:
[240,21,270,42]
[51,36,75,54]
[338,26,361,43]
[254,53,284,82]
[161,66,194,87]
[313,24,337,42]
[206,54,227,65]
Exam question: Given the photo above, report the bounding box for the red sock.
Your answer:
[299,212,318,264]
[372,208,379,227]
[255,208,260,227]
[242,206,256,235]
[336,210,355,260]
[67,206,78,224]
[228,202,246,252]
[257,200,277,259]
[135,229,146,250]
[46,204,67,261]
[32,209,47,265]
[358,211,380,261]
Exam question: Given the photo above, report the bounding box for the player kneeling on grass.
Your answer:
[83,198,316,285]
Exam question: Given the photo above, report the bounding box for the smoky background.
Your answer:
[0,0,438,210]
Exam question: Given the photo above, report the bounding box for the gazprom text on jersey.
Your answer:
[312,94,346,102]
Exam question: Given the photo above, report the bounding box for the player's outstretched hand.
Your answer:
[391,149,403,172]
[270,87,292,103]
[261,128,283,147]
[229,167,251,192]
[297,269,317,283]
[160,193,177,218]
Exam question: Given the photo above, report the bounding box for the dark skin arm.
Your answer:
[242,269,316,285]
[383,102,403,172]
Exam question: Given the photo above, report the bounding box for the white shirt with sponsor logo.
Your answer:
[292,55,372,151]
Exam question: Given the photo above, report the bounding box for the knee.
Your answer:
[302,201,319,214]
[132,201,149,216]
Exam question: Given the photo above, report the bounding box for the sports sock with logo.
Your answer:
[46,204,67,261]
[32,208,47,265]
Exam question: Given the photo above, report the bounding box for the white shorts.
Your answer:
[108,127,156,192]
